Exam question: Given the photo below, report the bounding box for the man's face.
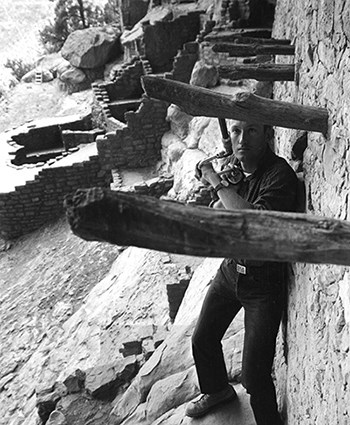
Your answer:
[230,120,268,166]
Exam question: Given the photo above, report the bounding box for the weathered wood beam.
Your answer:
[205,34,291,45]
[65,188,350,266]
[212,42,295,56]
[141,76,328,133]
[211,28,272,38]
[219,63,295,81]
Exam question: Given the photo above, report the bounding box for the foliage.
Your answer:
[4,58,35,81]
[39,0,120,53]
[103,0,120,25]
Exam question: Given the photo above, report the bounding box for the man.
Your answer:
[185,120,298,425]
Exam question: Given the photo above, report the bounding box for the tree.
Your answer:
[39,0,119,53]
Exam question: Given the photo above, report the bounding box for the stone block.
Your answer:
[166,280,190,322]
[119,340,143,357]
[63,369,85,394]
[46,410,67,425]
[85,357,139,401]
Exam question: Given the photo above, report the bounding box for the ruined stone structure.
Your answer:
[94,93,169,169]
[0,152,111,240]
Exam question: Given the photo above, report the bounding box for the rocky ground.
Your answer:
[0,77,209,425]
[0,80,93,134]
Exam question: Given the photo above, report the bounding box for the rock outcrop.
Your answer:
[110,257,250,425]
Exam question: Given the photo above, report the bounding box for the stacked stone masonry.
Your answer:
[92,83,127,132]
[62,129,105,150]
[130,176,174,199]
[10,115,92,156]
[142,11,201,73]
[0,156,111,240]
[96,96,169,170]
[272,1,350,424]
[108,56,146,100]
[165,41,199,83]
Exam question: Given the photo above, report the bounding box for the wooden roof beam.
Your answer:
[141,76,328,134]
[218,63,295,81]
[211,28,273,38]
[212,42,295,57]
[204,34,291,45]
[65,188,350,267]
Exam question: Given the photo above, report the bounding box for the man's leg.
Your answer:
[186,266,242,418]
[192,267,242,394]
[240,281,285,425]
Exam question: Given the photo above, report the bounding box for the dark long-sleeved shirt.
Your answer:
[222,146,298,275]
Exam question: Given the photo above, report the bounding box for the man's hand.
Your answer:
[199,162,217,184]
[195,161,216,185]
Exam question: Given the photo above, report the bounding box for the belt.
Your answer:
[236,263,247,275]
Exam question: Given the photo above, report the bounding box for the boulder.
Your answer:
[61,26,121,69]
[21,68,54,83]
[197,117,224,156]
[190,60,219,88]
[166,104,193,140]
[167,141,187,164]
[55,58,72,76]
[167,148,205,202]
[63,369,85,394]
[46,410,67,425]
[38,53,71,77]
[84,357,138,401]
[58,65,87,85]
[56,393,112,425]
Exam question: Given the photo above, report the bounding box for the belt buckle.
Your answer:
[236,264,246,275]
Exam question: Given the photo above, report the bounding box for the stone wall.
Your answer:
[10,115,92,155]
[96,96,169,169]
[129,175,174,198]
[118,0,150,30]
[61,129,105,150]
[272,1,350,423]
[143,11,202,73]
[165,41,199,83]
[107,56,147,100]
[0,154,111,240]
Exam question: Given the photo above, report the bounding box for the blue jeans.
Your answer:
[192,259,286,425]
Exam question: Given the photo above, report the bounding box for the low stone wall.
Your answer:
[96,96,169,169]
[11,115,92,152]
[62,129,105,149]
[129,175,174,198]
[109,99,142,123]
[0,155,111,240]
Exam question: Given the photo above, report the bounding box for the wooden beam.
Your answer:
[212,42,295,56]
[219,63,295,81]
[65,188,350,266]
[211,28,272,38]
[205,34,291,45]
[141,76,329,133]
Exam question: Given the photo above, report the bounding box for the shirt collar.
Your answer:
[233,146,276,180]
